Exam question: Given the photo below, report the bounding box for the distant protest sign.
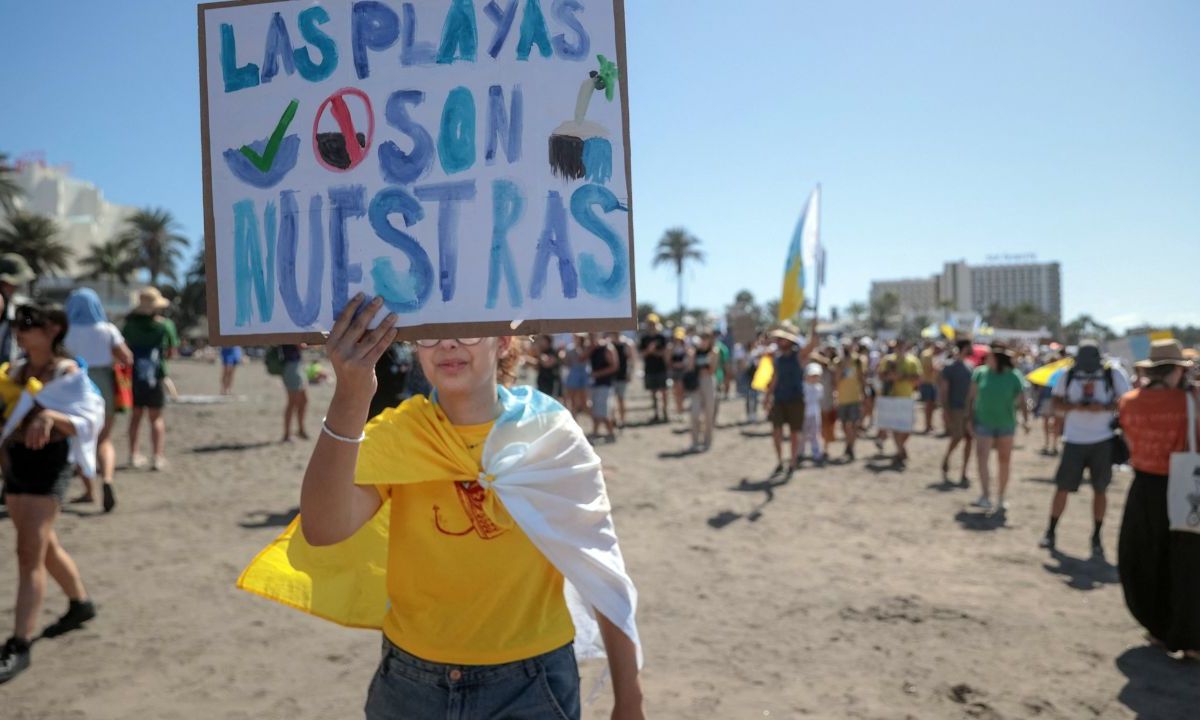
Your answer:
[875,397,915,433]
[199,0,634,344]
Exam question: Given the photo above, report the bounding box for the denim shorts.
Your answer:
[364,638,580,720]
[973,423,1015,439]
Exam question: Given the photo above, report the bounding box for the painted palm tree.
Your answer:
[120,208,188,285]
[0,152,22,215]
[0,211,73,291]
[652,227,704,315]
[79,237,137,300]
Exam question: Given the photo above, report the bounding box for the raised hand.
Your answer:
[325,294,398,399]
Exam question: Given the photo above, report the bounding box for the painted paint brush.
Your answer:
[549,55,618,183]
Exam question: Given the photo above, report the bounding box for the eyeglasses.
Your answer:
[414,338,483,348]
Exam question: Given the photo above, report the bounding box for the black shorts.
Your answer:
[1055,440,1113,493]
[133,379,167,409]
[644,371,668,391]
[4,440,73,503]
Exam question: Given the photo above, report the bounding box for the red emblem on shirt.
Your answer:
[433,482,508,539]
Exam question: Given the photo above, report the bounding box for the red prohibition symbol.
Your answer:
[313,87,374,172]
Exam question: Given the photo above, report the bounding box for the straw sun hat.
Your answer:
[1135,339,1194,369]
[135,287,171,314]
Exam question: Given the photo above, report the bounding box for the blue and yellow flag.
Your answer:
[780,186,820,323]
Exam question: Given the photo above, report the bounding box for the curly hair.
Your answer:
[497,336,529,386]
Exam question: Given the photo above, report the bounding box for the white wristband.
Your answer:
[321,417,366,444]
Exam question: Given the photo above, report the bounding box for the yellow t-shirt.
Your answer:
[883,353,922,398]
[364,420,575,665]
[836,356,864,406]
[920,347,938,384]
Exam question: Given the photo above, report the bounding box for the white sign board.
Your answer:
[199,0,634,344]
[875,396,915,433]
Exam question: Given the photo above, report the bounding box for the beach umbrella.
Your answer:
[1026,358,1074,387]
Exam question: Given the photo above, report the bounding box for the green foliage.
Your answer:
[0,152,21,215]
[120,208,189,285]
[869,292,899,331]
[652,227,704,315]
[986,303,1055,332]
[0,211,73,289]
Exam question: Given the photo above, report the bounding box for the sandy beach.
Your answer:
[2,358,1197,719]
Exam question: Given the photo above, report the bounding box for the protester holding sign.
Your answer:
[238,296,643,718]
[879,339,921,466]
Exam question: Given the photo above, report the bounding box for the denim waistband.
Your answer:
[380,637,573,687]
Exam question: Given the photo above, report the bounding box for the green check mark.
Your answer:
[239,99,300,173]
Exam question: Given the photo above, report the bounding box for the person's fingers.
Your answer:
[346,297,383,346]
[360,319,399,364]
[353,313,398,361]
[329,293,366,345]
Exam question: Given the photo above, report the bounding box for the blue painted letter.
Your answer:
[379,90,435,185]
[233,199,276,325]
[483,0,519,59]
[295,6,339,82]
[369,187,433,313]
[261,13,297,82]
[487,180,524,309]
[401,3,436,66]
[328,185,366,316]
[414,181,477,303]
[438,86,477,175]
[352,1,400,80]
[277,192,325,326]
[221,24,259,92]
[551,0,589,60]
[437,0,478,64]
[529,191,577,299]
[485,85,523,165]
[516,0,552,60]
[571,184,627,299]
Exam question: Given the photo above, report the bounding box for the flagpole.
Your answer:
[812,184,822,325]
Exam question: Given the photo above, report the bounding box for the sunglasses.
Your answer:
[14,312,47,330]
[414,338,483,348]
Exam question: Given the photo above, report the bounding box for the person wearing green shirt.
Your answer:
[966,342,1030,512]
[122,288,179,471]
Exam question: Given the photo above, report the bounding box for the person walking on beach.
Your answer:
[880,339,921,465]
[801,363,827,465]
[277,344,309,442]
[64,288,132,512]
[219,345,242,396]
[609,331,635,429]
[122,287,178,471]
[245,295,644,718]
[764,320,819,475]
[669,328,690,418]
[563,334,590,416]
[966,342,1029,512]
[939,339,976,488]
[534,335,563,400]
[919,341,942,434]
[687,330,719,452]
[0,303,105,685]
[638,315,670,424]
[835,345,866,460]
[588,333,619,443]
[1116,339,1200,660]
[1039,341,1131,554]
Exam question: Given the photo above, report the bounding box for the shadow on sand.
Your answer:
[239,507,299,529]
[1042,548,1119,591]
[1116,645,1200,718]
[954,508,1007,531]
[192,441,277,454]
[707,475,791,529]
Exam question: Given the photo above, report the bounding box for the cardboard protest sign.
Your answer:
[875,397,915,433]
[198,0,634,344]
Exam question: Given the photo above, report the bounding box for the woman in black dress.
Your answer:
[0,305,99,684]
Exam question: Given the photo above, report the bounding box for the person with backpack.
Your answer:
[1039,340,1132,555]
[122,288,178,471]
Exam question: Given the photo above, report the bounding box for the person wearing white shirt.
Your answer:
[802,363,826,464]
[1039,340,1132,555]
[64,289,133,512]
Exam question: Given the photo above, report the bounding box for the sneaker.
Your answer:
[958,476,970,489]
[772,462,785,476]
[971,495,993,510]
[1091,537,1104,557]
[42,599,96,638]
[0,637,31,684]
[151,456,168,472]
[130,454,149,470]
[1038,532,1056,550]
[102,483,116,513]
[997,498,1009,511]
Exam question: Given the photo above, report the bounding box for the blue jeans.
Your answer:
[364,638,580,720]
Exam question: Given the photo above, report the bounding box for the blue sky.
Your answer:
[2,1,1197,331]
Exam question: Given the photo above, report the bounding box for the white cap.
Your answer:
[805,363,823,377]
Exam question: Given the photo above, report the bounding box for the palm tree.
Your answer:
[0,152,22,215]
[176,249,209,334]
[79,237,136,300]
[120,208,188,285]
[0,211,73,291]
[846,301,867,326]
[652,227,704,315]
